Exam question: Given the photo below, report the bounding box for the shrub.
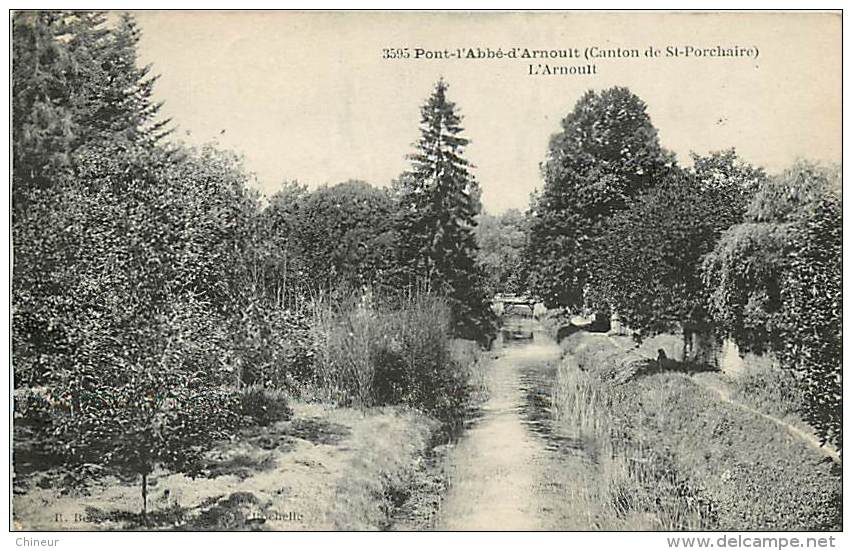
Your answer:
[13,387,53,428]
[395,298,471,429]
[371,347,408,405]
[231,302,315,392]
[702,161,841,449]
[238,384,293,426]
[311,293,475,431]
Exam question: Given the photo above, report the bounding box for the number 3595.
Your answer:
[382,48,410,59]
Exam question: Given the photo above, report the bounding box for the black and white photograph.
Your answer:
[6,7,844,540]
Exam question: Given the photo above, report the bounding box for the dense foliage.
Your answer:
[475,209,527,296]
[523,87,675,309]
[314,294,472,431]
[13,140,260,510]
[393,79,495,344]
[261,180,399,300]
[13,13,499,515]
[592,150,765,351]
[12,12,167,199]
[593,172,723,343]
[523,85,840,450]
[12,11,842,523]
[702,162,841,448]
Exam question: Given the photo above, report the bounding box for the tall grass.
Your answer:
[552,354,715,530]
[727,363,806,421]
[554,333,841,531]
[310,297,387,407]
[309,292,478,432]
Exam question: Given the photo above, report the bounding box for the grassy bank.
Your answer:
[13,293,488,531]
[552,332,841,531]
[14,401,445,531]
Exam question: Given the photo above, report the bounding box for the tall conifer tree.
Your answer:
[395,79,495,343]
[12,11,168,202]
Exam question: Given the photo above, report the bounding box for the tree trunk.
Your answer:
[141,473,148,518]
[683,325,719,368]
[692,331,720,368]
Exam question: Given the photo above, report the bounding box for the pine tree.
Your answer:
[395,79,495,344]
[12,11,78,189]
[12,11,169,204]
[69,13,170,147]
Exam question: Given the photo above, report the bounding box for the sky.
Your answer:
[132,11,841,213]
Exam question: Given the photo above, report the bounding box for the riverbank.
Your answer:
[14,402,440,531]
[552,331,842,531]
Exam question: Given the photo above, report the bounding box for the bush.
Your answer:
[702,161,841,449]
[371,347,408,405]
[395,298,471,430]
[238,385,293,426]
[312,293,475,431]
[13,387,53,428]
[232,302,315,392]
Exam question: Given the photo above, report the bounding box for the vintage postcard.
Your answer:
[9,8,842,539]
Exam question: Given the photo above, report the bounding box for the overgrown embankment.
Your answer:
[14,296,487,531]
[552,331,841,531]
[14,402,440,530]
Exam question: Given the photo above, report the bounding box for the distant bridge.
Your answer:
[491,294,544,317]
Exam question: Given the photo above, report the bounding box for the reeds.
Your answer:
[309,292,478,430]
[551,353,715,530]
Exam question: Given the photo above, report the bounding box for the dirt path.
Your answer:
[689,374,841,463]
[435,322,574,530]
[601,332,841,463]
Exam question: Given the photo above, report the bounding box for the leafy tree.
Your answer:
[13,142,257,512]
[703,161,838,354]
[700,222,792,355]
[476,209,527,296]
[524,87,675,310]
[394,79,495,344]
[690,148,765,208]
[592,172,726,351]
[287,180,398,295]
[236,180,400,389]
[255,181,312,308]
[49,296,242,517]
[226,181,315,392]
[702,161,841,448]
[13,11,182,391]
[780,191,841,449]
[593,150,763,356]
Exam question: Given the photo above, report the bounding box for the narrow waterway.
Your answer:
[434,318,588,530]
